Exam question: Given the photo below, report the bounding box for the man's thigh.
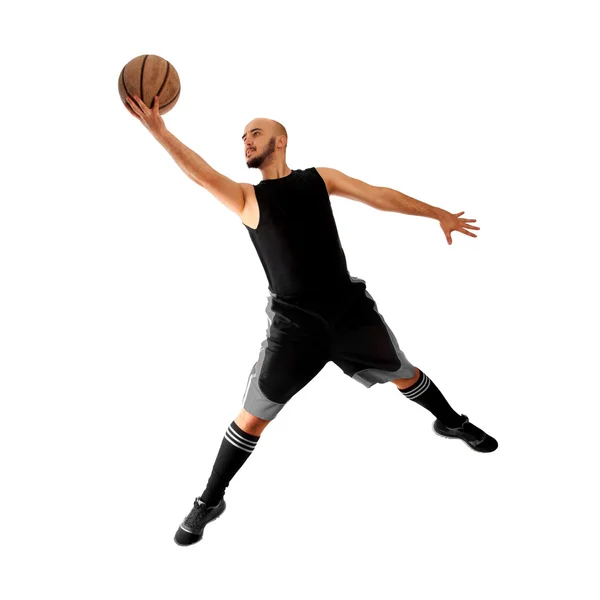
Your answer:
[330,280,416,387]
[242,296,331,420]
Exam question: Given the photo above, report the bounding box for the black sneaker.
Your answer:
[433,414,498,453]
[174,497,227,546]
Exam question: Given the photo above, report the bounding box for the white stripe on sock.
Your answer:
[225,432,255,453]
[401,374,431,399]
[227,426,258,448]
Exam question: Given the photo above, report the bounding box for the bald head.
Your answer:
[242,118,288,150]
[270,120,287,141]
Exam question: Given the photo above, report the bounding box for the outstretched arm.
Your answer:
[125,94,246,215]
[316,167,480,245]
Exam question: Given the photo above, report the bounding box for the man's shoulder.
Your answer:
[313,167,334,195]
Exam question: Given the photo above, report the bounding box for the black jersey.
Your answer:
[244,167,352,296]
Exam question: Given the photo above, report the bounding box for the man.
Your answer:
[125,94,498,547]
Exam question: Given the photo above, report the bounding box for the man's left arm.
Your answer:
[316,167,480,245]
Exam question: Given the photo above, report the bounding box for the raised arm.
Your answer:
[125,94,246,216]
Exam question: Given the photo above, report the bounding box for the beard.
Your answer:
[246,136,277,169]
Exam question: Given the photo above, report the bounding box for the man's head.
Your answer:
[242,118,288,169]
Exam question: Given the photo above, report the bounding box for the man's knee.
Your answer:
[235,407,271,436]
[392,366,420,389]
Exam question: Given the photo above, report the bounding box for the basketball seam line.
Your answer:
[140,55,148,106]
[156,61,171,101]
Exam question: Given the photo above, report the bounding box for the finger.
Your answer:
[460,229,477,237]
[132,95,150,115]
[462,224,480,230]
[153,95,160,113]
[126,96,143,117]
[129,95,144,116]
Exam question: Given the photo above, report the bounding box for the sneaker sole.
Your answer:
[432,423,496,453]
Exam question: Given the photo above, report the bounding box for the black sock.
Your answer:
[398,370,465,427]
[200,421,260,508]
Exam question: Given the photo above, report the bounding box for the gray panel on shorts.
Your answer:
[241,295,287,421]
[348,277,416,387]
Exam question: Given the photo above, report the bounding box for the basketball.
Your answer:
[118,54,181,115]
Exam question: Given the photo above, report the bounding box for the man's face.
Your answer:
[243,126,277,169]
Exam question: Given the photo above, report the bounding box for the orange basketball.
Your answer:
[118,54,181,115]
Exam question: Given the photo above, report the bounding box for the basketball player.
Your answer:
[125,95,498,547]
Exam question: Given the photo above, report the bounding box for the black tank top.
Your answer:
[244,167,352,296]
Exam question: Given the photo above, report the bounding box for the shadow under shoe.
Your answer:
[174,497,227,546]
[433,414,498,453]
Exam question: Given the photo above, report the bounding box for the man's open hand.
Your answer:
[439,211,480,245]
[125,94,166,138]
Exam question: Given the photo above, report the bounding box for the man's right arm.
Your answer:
[154,129,246,216]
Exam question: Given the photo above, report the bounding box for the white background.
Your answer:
[1,1,598,598]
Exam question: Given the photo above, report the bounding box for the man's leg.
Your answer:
[199,408,270,508]
[197,291,330,508]
[234,407,271,435]
[393,367,465,428]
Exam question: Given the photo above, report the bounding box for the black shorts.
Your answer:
[242,276,416,420]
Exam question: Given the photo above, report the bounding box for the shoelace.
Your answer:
[184,498,209,528]
[446,417,485,442]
